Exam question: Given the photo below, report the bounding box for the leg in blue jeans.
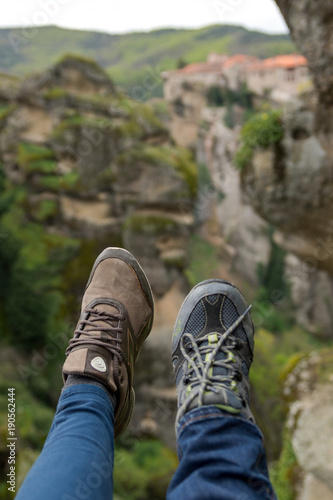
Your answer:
[16,385,114,500]
[167,407,276,500]
[17,391,275,500]
[16,247,155,500]
[171,280,277,499]
[15,250,276,500]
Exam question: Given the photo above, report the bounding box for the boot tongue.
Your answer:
[80,304,121,341]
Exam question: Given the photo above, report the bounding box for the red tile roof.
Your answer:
[249,54,307,71]
[167,54,308,78]
[222,54,259,69]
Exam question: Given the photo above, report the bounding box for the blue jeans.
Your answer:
[16,385,276,500]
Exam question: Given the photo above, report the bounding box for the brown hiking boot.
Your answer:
[63,247,154,436]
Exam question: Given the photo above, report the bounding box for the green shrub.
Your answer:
[0,176,79,350]
[234,109,284,170]
[5,263,56,349]
[207,83,253,109]
[38,175,61,191]
[224,103,235,129]
[0,162,19,221]
[206,86,225,107]
[38,171,80,192]
[0,103,16,120]
[17,142,54,167]
[23,159,57,175]
[255,232,294,333]
[256,300,294,334]
[149,99,170,122]
[113,438,178,500]
[60,171,80,190]
[233,143,253,170]
[177,57,188,69]
[270,437,298,500]
[197,162,213,192]
[185,235,219,287]
[33,199,58,222]
[0,226,20,300]
[0,368,54,448]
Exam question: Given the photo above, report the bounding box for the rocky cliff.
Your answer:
[1,7,333,497]
[162,83,333,336]
[281,350,333,500]
[0,55,199,494]
[160,3,333,496]
[0,55,196,297]
[239,0,333,276]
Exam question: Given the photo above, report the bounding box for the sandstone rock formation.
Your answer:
[283,350,333,499]
[0,57,200,465]
[233,1,333,276]
[160,1,333,334]
[195,106,333,334]
[0,55,197,298]
[241,99,333,276]
[197,107,272,285]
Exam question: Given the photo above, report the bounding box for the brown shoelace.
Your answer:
[66,308,125,362]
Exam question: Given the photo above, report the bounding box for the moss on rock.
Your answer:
[116,144,197,196]
[17,142,54,168]
[23,159,57,175]
[32,199,58,222]
[37,171,80,193]
[56,53,110,77]
[0,103,17,121]
[270,435,299,500]
[43,87,69,100]
[123,213,183,235]
[52,114,124,148]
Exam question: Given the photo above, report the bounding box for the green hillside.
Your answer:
[0,24,294,98]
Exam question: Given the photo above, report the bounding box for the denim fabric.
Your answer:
[167,406,276,500]
[16,389,276,500]
[16,385,114,500]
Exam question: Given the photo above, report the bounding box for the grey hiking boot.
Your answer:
[63,247,154,437]
[172,279,255,427]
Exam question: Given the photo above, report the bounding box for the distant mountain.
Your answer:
[0,24,295,98]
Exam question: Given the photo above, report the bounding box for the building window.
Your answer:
[286,68,295,81]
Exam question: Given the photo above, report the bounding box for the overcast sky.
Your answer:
[0,0,288,35]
